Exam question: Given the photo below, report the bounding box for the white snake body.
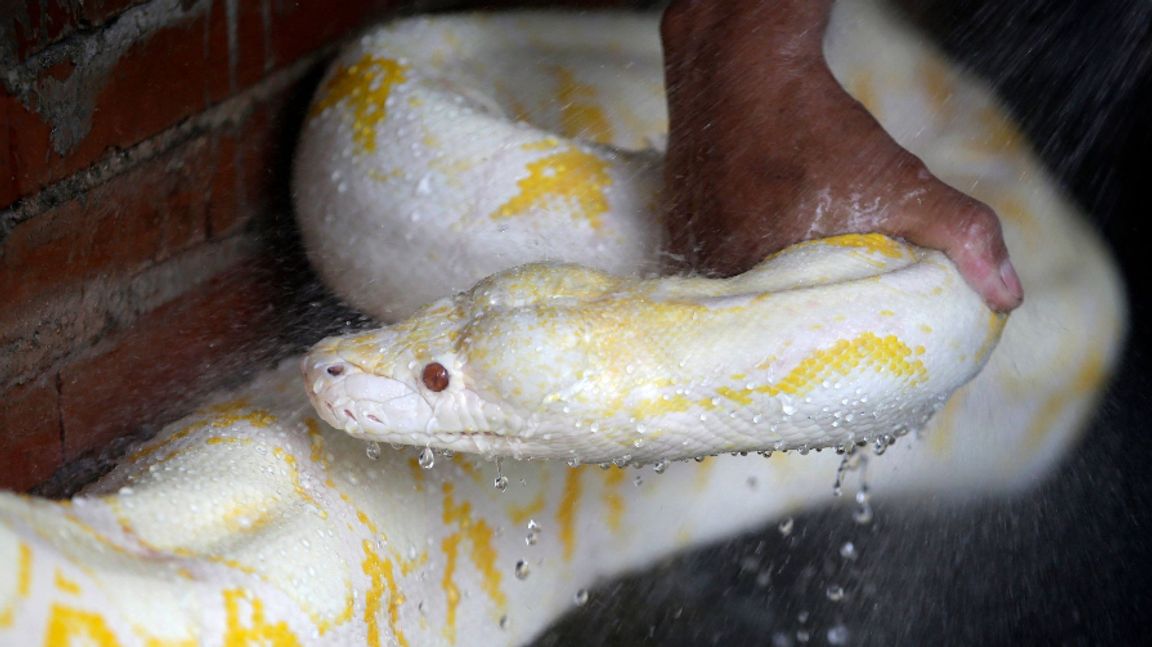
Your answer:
[0,2,1127,645]
[303,239,994,463]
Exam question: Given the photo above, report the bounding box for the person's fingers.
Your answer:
[886,194,1023,312]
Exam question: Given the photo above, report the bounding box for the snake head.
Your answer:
[302,297,522,452]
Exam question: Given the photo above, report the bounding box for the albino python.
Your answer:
[0,1,1126,645]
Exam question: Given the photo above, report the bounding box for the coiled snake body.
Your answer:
[0,2,1126,645]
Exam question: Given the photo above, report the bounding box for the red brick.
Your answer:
[2,0,151,64]
[0,135,213,331]
[0,377,64,492]
[58,257,283,461]
[4,6,225,207]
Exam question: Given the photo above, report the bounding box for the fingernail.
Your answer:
[999,259,1023,306]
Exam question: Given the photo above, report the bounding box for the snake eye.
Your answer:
[422,362,450,392]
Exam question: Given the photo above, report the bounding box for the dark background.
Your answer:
[535,0,1152,644]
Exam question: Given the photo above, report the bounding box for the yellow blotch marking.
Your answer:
[919,324,934,334]
[711,333,927,410]
[508,493,546,526]
[556,467,584,561]
[440,483,507,642]
[206,437,252,446]
[822,233,906,259]
[272,448,327,519]
[400,550,428,577]
[1023,351,1108,452]
[222,588,302,647]
[128,401,275,462]
[714,386,753,407]
[928,391,965,456]
[490,148,612,232]
[880,310,896,317]
[55,570,81,595]
[0,542,32,627]
[17,542,31,596]
[309,55,409,153]
[975,311,1008,363]
[553,67,614,145]
[43,605,122,646]
[849,71,880,114]
[766,333,928,396]
[630,392,697,418]
[362,541,407,647]
[920,58,956,118]
[969,104,1027,158]
[143,636,197,647]
[221,499,275,534]
[692,456,716,491]
[450,454,482,483]
[602,468,627,532]
[406,457,427,490]
[993,196,1041,237]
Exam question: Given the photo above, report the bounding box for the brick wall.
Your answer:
[1,0,636,493]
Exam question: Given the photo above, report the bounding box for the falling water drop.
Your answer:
[827,625,850,645]
[653,460,668,474]
[494,475,509,492]
[573,589,590,606]
[826,584,845,602]
[514,560,530,580]
[853,488,873,525]
[418,447,435,469]
[839,542,857,560]
[778,517,794,536]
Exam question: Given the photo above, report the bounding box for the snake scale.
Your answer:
[0,1,1126,645]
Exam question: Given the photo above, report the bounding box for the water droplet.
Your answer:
[514,560,530,580]
[853,488,873,525]
[573,589,589,606]
[778,517,794,536]
[839,541,857,560]
[826,584,845,601]
[526,519,540,546]
[494,475,509,492]
[499,615,509,630]
[633,475,643,487]
[796,629,811,643]
[653,460,667,474]
[827,625,850,645]
[418,447,435,469]
[365,442,382,461]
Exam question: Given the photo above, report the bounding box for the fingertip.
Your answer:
[993,258,1024,312]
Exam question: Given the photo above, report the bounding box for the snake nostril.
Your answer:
[344,409,356,420]
[327,364,345,376]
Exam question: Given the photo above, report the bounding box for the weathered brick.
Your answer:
[1,0,149,63]
[0,377,64,492]
[2,0,405,210]
[1,134,217,387]
[58,257,284,462]
[1,134,212,322]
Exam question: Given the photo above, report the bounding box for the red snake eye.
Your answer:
[422,362,450,392]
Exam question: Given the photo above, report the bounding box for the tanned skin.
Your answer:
[661,0,1023,312]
